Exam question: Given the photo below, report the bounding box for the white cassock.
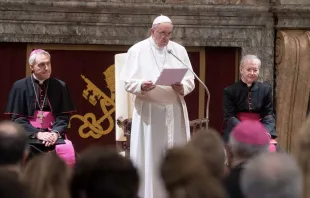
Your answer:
[120,36,195,198]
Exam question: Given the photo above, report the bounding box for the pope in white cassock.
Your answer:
[120,15,195,198]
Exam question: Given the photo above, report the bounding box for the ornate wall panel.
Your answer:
[275,30,310,152]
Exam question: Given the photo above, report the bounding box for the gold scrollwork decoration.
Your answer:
[68,64,116,139]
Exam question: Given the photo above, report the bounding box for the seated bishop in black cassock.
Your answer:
[4,49,76,163]
[222,55,277,144]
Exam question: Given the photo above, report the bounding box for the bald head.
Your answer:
[241,153,302,198]
[0,120,28,165]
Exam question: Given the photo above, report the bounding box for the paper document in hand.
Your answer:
[155,68,188,86]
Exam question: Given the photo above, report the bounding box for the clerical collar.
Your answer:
[32,74,46,85]
[150,36,166,50]
[240,79,256,88]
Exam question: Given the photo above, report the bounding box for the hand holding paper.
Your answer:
[141,81,156,92]
[171,83,184,96]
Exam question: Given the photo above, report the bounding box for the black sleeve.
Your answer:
[59,83,75,114]
[5,81,28,116]
[261,85,276,138]
[12,115,40,137]
[261,116,277,138]
[52,113,70,136]
[48,78,76,115]
[223,88,239,122]
[262,85,274,117]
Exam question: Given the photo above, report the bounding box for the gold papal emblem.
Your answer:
[68,65,115,139]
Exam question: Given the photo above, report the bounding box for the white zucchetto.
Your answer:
[152,15,172,25]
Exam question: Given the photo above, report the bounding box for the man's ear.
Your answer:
[150,28,155,35]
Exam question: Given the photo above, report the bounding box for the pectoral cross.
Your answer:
[37,111,45,124]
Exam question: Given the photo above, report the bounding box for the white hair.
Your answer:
[241,152,302,198]
[240,55,261,69]
[151,24,159,29]
[28,50,51,66]
[228,136,269,159]
[151,22,173,29]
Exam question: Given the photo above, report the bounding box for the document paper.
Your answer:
[155,68,188,86]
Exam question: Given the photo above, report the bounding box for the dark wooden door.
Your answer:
[205,47,239,134]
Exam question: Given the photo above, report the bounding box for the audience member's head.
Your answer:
[189,128,226,178]
[293,116,310,198]
[21,152,71,198]
[0,168,29,198]
[229,120,269,165]
[71,146,139,198]
[161,145,226,198]
[241,152,302,198]
[0,120,28,167]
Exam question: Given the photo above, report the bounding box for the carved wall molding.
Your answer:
[163,0,268,4]
[277,0,310,4]
[0,1,309,85]
[0,1,275,83]
[273,5,310,29]
[0,0,270,6]
[275,30,310,152]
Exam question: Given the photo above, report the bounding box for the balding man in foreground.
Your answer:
[241,152,302,198]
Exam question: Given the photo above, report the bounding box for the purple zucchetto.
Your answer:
[231,120,270,145]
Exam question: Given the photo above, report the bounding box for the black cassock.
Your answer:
[222,80,277,142]
[5,75,75,154]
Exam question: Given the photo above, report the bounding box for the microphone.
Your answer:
[167,49,210,129]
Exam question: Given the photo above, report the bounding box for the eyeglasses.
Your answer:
[155,29,172,37]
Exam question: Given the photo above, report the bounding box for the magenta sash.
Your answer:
[236,112,261,121]
[29,111,54,130]
[28,110,76,165]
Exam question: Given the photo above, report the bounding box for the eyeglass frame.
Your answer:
[154,28,173,38]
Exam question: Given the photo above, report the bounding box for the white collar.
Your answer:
[32,73,45,84]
